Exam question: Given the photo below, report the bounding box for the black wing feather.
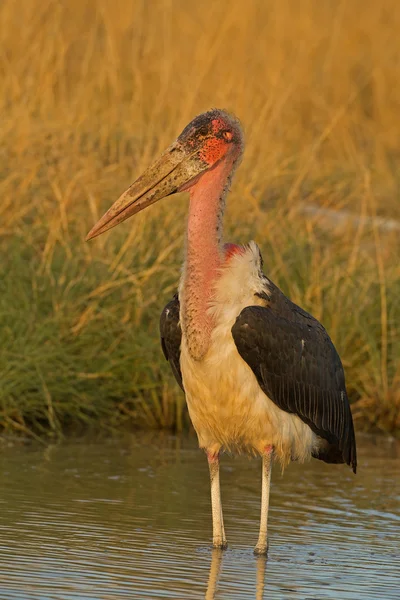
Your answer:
[232,291,357,473]
[159,294,184,391]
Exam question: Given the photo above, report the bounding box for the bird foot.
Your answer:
[212,540,228,550]
[253,543,268,556]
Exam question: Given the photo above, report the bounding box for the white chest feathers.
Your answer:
[179,242,318,465]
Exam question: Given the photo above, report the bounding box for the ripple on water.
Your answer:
[0,434,399,599]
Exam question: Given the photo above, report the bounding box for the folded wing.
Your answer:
[231,298,357,473]
[160,294,184,391]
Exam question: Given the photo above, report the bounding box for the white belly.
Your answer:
[179,241,319,466]
[180,325,317,465]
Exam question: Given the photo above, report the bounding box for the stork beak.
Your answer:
[86,141,208,240]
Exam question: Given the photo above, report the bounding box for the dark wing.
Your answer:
[232,286,356,473]
[160,294,184,391]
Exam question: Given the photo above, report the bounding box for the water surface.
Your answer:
[0,433,399,599]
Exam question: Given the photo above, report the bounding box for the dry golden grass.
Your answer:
[0,0,399,438]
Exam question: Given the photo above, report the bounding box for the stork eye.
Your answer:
[221,130,233,142]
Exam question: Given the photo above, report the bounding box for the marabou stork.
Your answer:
[87,109,357,554]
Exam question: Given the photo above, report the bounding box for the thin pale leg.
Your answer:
[220,505,226,543]
[207,452,227,549]
[254,446,273,555]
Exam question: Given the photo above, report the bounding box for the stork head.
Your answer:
[86,109,244,240]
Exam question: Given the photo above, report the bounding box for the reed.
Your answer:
[1,0,399,439]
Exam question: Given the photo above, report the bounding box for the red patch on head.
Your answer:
[199,137,228,165]
[211,118,233,139]
[211,118,226,132]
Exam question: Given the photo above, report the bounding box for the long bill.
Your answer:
[86,141,208,241]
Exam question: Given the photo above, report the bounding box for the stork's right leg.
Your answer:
[207,452,227,549]
[254,446,273,555]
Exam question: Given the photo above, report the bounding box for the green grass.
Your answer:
[0,217,188,438]
[0,0,399,439]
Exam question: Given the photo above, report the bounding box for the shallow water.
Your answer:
[0,433,399,599]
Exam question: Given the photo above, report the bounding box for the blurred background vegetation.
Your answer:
[0,0,399,440]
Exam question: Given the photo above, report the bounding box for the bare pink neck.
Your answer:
[181,159,233,360]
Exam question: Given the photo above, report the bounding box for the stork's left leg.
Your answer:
[254,446,273,555]
[207,452,227,549]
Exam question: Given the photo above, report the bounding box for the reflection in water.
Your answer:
[0,433,399,599]
[255,556,267,600]
[205,550,223,599]
[205,551,267,600]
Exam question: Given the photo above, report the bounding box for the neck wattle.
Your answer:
[181,158,232,361]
